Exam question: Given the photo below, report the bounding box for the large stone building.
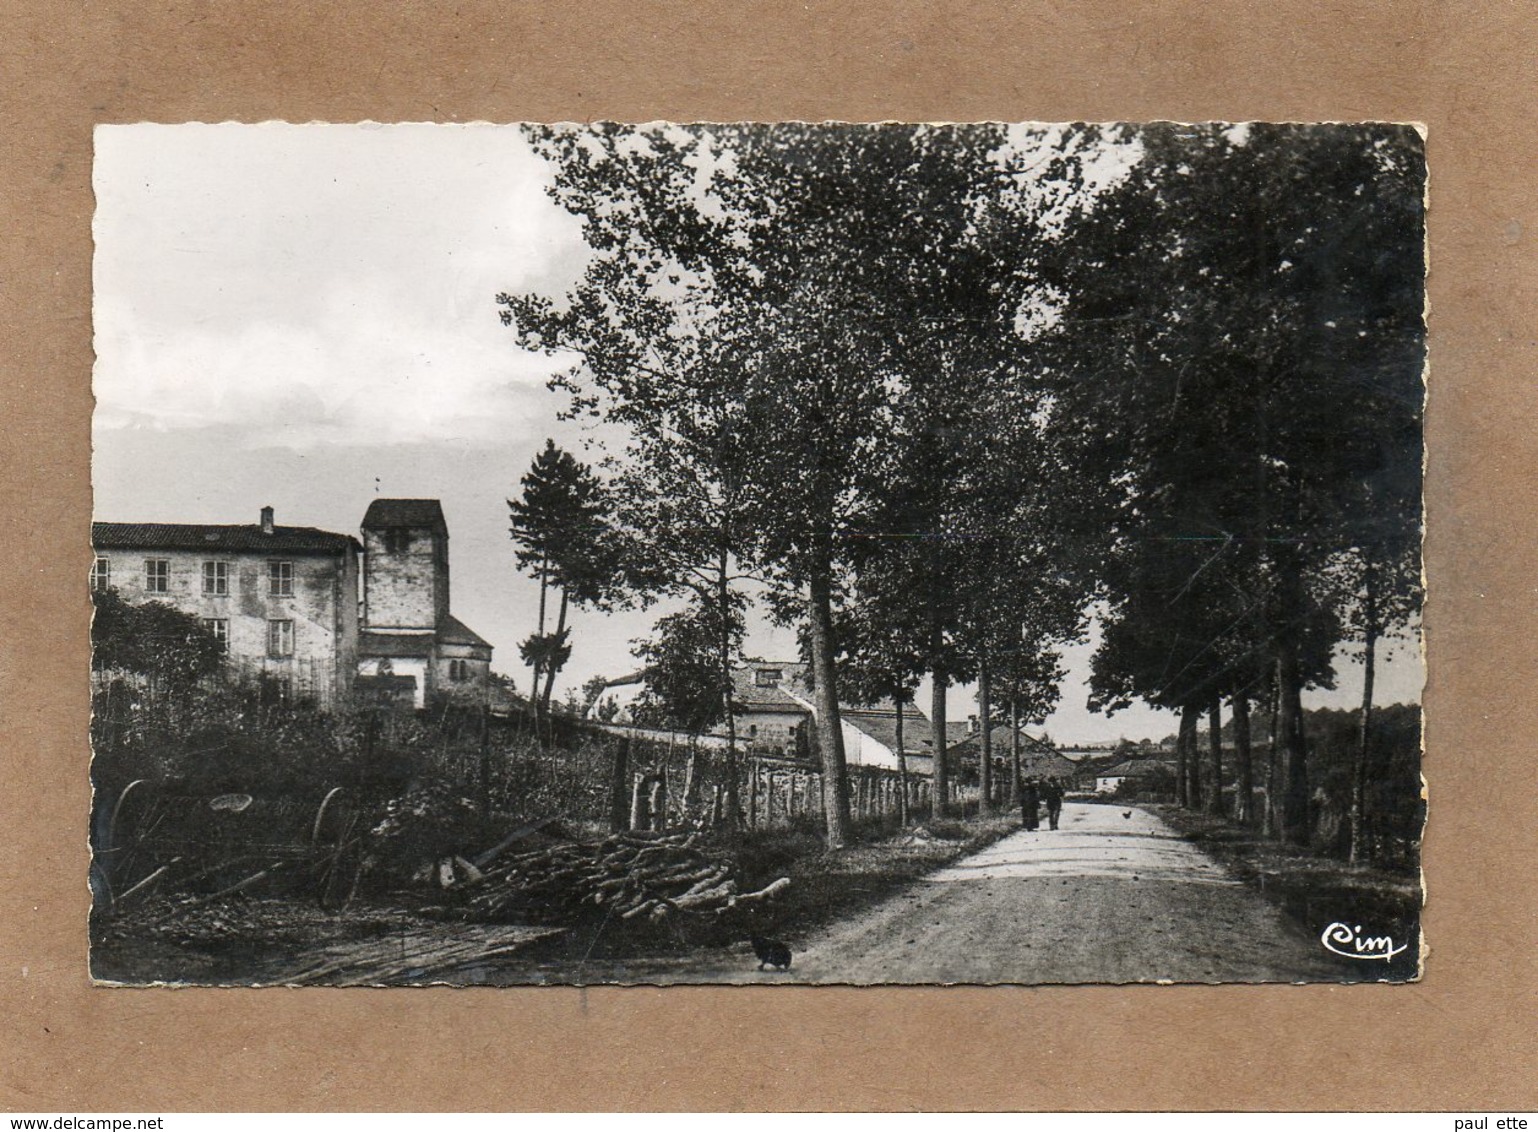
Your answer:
[91,499,492,709]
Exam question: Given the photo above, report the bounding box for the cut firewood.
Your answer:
[732,877,792,904]
[460,830,785,928]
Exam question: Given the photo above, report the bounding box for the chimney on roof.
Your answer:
[260,505,274,535]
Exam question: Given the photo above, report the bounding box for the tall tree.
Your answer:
[508,439,621,735]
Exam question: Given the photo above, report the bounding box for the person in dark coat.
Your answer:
[1020,776,1041,831]
[1042,776,1065,830]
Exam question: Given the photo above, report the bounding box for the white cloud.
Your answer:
[93,123,590,449]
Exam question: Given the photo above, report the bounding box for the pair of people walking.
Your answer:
[1020,775,1065,831]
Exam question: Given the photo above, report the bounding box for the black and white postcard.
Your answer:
[89,121,1425,986]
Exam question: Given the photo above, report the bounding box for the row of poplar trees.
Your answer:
[497,122,1424,861]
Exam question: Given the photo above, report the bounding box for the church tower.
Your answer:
[360,498,449,632]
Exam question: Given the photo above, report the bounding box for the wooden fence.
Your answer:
[609,732,929,834]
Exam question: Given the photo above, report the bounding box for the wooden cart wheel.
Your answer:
[312,786,345,848]
[315,796,365,912]
[106,779,147,856]
[103,779,157,889]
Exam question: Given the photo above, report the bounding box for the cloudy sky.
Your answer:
[92,123,1422,743]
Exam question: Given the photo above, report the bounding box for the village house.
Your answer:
[950,724,1085,790]
[91,499,492,710]
[1093,755,1177,795]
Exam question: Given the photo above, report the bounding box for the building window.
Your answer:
[383,528,411,554]
[202,560,229,595]
[90,557,111,592]
[144,559,169,593]
[203,618,229,650]
[755,668,782,687]
[449,658,470,682]
[267,619,294,658]
[268,560,294,596]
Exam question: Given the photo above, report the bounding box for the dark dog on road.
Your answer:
[751,934,793,971]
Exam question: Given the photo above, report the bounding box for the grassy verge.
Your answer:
[733,812,1023,943]
[1148,803,1422,979]
[507,810,1023,974]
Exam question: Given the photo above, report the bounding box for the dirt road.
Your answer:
[672,803,1344,984]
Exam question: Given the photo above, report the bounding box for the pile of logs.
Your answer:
[455,830,790,926]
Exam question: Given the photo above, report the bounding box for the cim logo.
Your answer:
[1320,921,1408,962]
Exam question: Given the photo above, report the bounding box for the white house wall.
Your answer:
[735,709,807,750]
[359,655,430,709]
[95,546,356,706]
[841,718,900,770]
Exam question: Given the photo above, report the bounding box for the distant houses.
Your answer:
[593,658,1087,783]
[596,659,959,772]
[949,725,1082,787]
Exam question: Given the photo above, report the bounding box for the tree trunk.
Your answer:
[1177,704,1199,809]
[1175,706,1188,808]
[609,739,631,832]
[807,561,851,849]
[1187,704,1199,812]
[1278,646,1310,845]
[1232,692,1254,825]
[648,777,667,832]
[682,737,698,810]
[1009,697,1022,806]
[630,773,647,831]
[540,587,569,721]
[531,558,549,745]
[977,655,993,817]
[1350,558,1379,865]
[1206,696,1224,816]
[893,686,910,826]
[714,545,742,833]
[930,664,949,820]
[1263,678,1280,838]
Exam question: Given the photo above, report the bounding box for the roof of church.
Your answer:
[440,614,492,649]
[358,614,493,659]
[362,498,448,531]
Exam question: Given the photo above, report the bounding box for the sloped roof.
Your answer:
[601,670,648,690]
[1019,750,1081,778]
[730,662,811,710]
[358,632,435,659]
[843,708,941,754]
[362,498,447,531]
[92,521,358,555]
[950,724,1057,759]
[729,661,912,715]
[360,616,493,658]
[1096,757,1172,779]
[440,613,492,649]
[951,727,1080,778]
